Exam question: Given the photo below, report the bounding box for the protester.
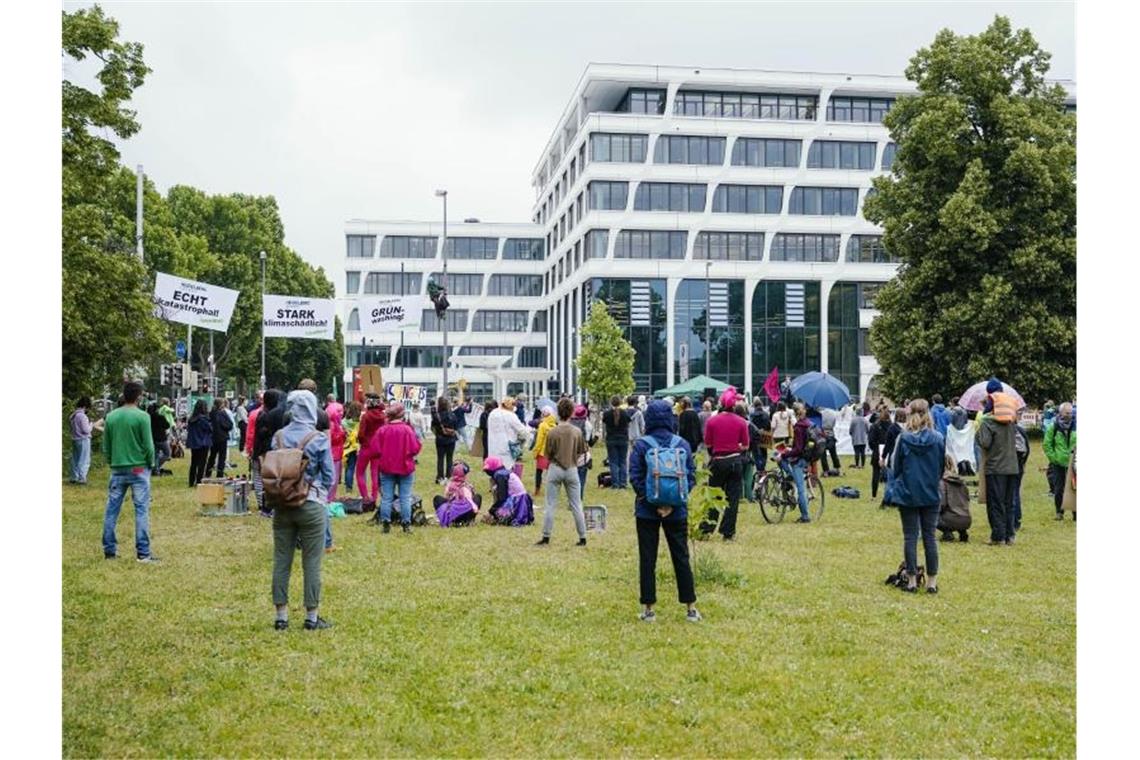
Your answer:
[818,406,841,473]
[771,402,793,449]
[187,400,213,488]
[482,455,535,525]
[776,402,814,523]
[705,387,750,539]
[488,397,531,469]
[930,394,951,438]
[882,408,906,469]
[1043,402,1076,521]
[735,401,763,501]
[886,399,945,593]
[677,397,703,454]
[570,403,594,493]
[629,399,701,623]
[514,393,529,425]
[1042,400,1057,431]
[946,401,976,476]
[69,397,94,485]
[294,379,329,431]
[269,389,334,631]
[939,453,972,542]
[849,407,869,469]
[697,399,714,443]
[535,398,589,546]
[433,462,481,527]
[478,400,496,458]
[250,389,283,515]
[975,379,1020,546]
[327,402,347,503]
[147,402,171,477]
[432,397,465,485]
[627,394,646,442]
[234,396,249,449]
[341,401,361,494]
[1012,422,1030,532]
[208,398,233,478]
[354,394,388,511]
[602,395,634,489]
[749,398,772,475]
[375,402,422,533]
[100,381,158,562]
[532,406,557,497]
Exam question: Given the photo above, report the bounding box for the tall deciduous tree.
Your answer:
[576,301,635,403]
[863,16,1075,405]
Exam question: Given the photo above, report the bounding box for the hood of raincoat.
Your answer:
[644,399,678,433]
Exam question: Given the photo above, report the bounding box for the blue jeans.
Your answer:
[899,505,940,576]
[102,469,152,558]
[577,465,588,495]
[71,438,91,483]
[607,439,629,488]
[380,472,414,524]
[344,451,357,491]
[780,457,810,520]
[325,508,333,548]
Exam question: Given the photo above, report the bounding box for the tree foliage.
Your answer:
[575,301,635,403]
[863,16,1076,405]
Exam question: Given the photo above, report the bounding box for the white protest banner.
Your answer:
[358,295,424,333]
[386,383,428,408]
[262,294,336,340]
[153,272,240,332]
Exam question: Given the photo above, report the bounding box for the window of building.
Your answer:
[503,238,545,260]
[632,182,707,212]
[788,187,859,216]
[845,235,899,263]
[770,233,841,262]
[378,236,437,258]
[420,309,469,331]
[532,311,547,332]
[674,91,817,120]
[693,232,764,261]
[431,272,482,295]
[347,345,390,367]
[395,346,444,368]
[881,142,897,170]
[589,278,668,393]
[590,133,649,163]
[517,347,548,368]
[363,272,422,295]
[826,96,894,123]
[585,229,609,259]
[806,141,877,170]
[653,135,727,165]
[588,181,629,211]
[472,310,529,332]
[346,235,376,258]
[613,230,687,260]
[488,274,544,297]
[345,271,360,294]
[827,283,862,394]
[751,281,821,391]
[711,184,784,214]
[444,237,498,260]
[673,279,746,390]
[618,88,667,115]
[730,138,802,167]
[347,308,360,331]
[458,346,514,366]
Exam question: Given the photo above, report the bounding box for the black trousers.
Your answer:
[985,473,1017,542]
[208,442,227,477]
[1048,463,1067,514]
[822,435,840,470]
[435,441,456,481]
[189,447,210,487]
[871,460,884,498]
[636,517,696,605]
[853,444,866,468]
[708,455,744,538]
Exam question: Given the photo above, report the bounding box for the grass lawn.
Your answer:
[63,442,1074,757]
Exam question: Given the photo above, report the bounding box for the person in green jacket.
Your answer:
[1043,402,1075,521]
[101,381,159,563]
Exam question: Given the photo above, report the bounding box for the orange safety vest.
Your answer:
[991,392,1017,423]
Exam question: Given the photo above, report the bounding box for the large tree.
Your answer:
[576,301,635,403]
[863,16,1076,405]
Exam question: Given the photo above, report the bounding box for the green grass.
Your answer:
[63,445,1074,757]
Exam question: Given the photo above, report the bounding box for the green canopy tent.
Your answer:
[651,375,731,399]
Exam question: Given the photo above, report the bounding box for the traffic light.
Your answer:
[160,364,172,385]
[171,363,185,388]
[427,279,449,319]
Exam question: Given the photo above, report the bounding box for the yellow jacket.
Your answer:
[535,414,558,458]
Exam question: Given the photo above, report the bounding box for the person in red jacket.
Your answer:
[354,394,388,510]
[703,387,750,541]
[375,402,422,533]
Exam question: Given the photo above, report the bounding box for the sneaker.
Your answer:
[985,540,1006,546]
[686,608,703,623]
[721,535,735,542]
[926,586,939,595]
[535,536,550,546]
[136,555,161,564]
[303,617,332,631]
[401,523,412,534]
[104,553,118,560]
[1005,537,1015,546]
[259,510,273,519]
[638,610,657,623]
[273,619,289,631]
[1054,513,1065,521]
[382,521,391,534]
[576,537,587,547]
[793,517,811,524]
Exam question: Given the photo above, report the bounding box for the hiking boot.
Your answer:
[959,531,969,543]
[940,531,956,542]
[401,522,412,534]
[535,536,550,546]
[273,619,289,631]
[303,617,332,631]
[576,537,587,547]
[382,521,391,534]
[639,609,657,623]
[793,517,811,524]
[686,608,703,623]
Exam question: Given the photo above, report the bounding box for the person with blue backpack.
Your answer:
[629,399,702,623]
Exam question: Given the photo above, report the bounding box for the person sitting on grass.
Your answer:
[481,455,534,526]
[434,462,482,527]
[938,453,971,543]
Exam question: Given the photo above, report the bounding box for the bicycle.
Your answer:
[754,455,825,524]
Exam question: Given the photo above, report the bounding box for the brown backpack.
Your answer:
[260,430,320,509]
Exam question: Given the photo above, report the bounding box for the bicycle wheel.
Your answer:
[806,473,826,522]
[758,474,787,524]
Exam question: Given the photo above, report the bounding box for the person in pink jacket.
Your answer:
[375,402,422,533]
[355,395,388,510]
[327,403,347,502]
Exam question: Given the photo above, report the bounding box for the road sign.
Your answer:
[176,340,187,360]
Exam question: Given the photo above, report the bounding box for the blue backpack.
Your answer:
[642,435,689,508]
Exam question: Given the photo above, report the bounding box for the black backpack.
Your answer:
[804,425,829,462]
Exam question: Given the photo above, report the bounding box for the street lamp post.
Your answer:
[705,260,711,379]
[400,260,406,384]
[259,250,267,391]
[434,189,448,400]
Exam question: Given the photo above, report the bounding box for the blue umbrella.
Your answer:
[789,372,851,410]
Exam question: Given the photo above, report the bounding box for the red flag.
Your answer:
[763,367,780,403]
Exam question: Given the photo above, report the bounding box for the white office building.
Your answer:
[342,63,1074,404]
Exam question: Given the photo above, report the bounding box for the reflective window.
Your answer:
[590,133,649,163]
[378,236,437,259]
[751,281,822,391]
[347,308,359,331]
[613,230,687,260]
[588,181,629,211]
[653,135,727,165]
[730,138,801,167]
[395,346,443,368]
[589,278,668,393]
[503,238,545,260]
[788,187,859,216]
[675,91,816,120]
[346,235,376,258]
[827,283,863,394]
[488,274,544,297]
[431,272,482,295]
[845,235,899,263]
[881,142,897,170]
[711,184,784,214]
[444,238,498,259]
[693,232,764,261]
[806,141,877,170]
[633,183,707,212]
[345,271,360,294]
[458,346,514,367]
[347,345,390,366]
[619,88,667,114]
[674,279,746,390]
[532,311,547,331]
[472,310,529,332]
[363,272,422,295]
[585,229,609,259]
[770,233,841,262]
[518,347,548,367]
[420,309,469,331]
[826,96,894,123]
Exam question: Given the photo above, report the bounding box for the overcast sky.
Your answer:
[66,1,1074,285]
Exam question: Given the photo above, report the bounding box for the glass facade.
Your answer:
[653,135,726,165]
[633,183,707,212]
[675,91,817,120]
[532,311,547,331]
[613,230,687,260]
[472,310,529,332]
[378,236,436,258]
[588,181,629,211]
[730,138,801,168]
[589,278,668,393]
[826,96,893,123]
[503,238,545,260]
[433,272,483,295]
[751,281,821,391]
[363,272,422,295]
[445,238,498,259]
[618,88,666,114]
[395,346,444,368]
[845,235,898,263]
[881,142,897,170]
[770,233,841,262]
[518,346,548,368]
[420,309,469,331]
[827,283,862,397]
[806,141,877,170]
[346,235,375,258]
[347,345,391,367]
[585,229,608,259]
[788,187,859,216]
[712,184,784,214]
[692,232,764,261]
[590,133,648,163]
[674,279,746,391]
[488,274,544,297]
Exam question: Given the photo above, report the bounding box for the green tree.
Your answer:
[863,15,1075,405]
[576,301,635,402]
